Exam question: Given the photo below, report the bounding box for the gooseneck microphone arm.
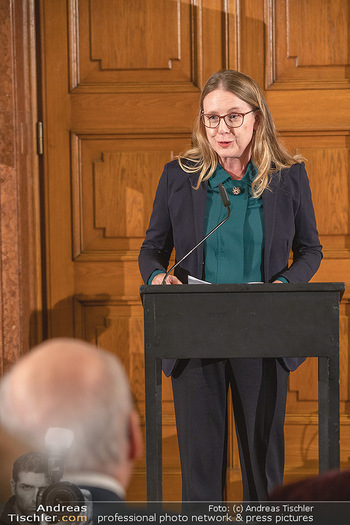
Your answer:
[161,183,231,285]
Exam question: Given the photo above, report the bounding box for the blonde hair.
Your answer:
[178,70,304,198]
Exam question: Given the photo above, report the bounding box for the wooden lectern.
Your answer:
[140,282,344,501]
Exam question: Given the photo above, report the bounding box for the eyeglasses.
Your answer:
[201,108,259,129]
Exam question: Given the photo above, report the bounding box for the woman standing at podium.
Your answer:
[139,70,322,501]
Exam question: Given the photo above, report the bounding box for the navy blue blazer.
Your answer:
[139,160,323,375]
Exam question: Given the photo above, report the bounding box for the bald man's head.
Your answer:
[0,339,141,483]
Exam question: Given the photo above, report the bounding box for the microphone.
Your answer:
[162,183,231,284]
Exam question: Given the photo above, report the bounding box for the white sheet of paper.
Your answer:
[188,276,211,285]
[188,277,264,285]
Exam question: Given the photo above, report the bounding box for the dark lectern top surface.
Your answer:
[140,282,345,298]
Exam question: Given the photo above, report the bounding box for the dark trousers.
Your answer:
[171,358,290,501]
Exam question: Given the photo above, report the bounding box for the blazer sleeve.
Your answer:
[279,163,323,283]
[138,164,174,284]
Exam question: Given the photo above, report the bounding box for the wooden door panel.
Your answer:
[281,134,350,239]
[71,136,190,258]
[267,0,350,88]
[69,0,230,92]
[70,0,194,88]
[266,91,350,131]
[41,0,350,501]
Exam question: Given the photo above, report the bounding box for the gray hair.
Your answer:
[0,340,133,476]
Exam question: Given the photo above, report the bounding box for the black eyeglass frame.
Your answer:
[201,108,259,129]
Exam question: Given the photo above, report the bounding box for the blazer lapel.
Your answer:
[189,175,208,278]
[262,183,278,282]
[189,176,208,244]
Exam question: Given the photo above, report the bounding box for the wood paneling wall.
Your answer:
[4,0,348,501]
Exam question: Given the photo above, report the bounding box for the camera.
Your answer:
[36,428,88,520]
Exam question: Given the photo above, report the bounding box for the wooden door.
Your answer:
[39,0,350,501]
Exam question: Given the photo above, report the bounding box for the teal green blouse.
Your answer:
[203,162,264,284]
[148,162,288,284]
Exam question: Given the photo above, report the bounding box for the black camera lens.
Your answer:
[37,481,85,519]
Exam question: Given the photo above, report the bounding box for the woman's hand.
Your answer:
[151,273,182,285]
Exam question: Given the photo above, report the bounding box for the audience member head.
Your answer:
[269,469,350,501]
[0,339,142,490]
